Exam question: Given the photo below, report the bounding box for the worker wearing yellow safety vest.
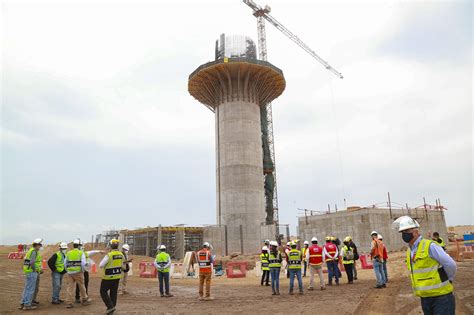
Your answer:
[268,241,282,295]
[394,216,457,315]
[340,237,355,284]
[301,241,309,277]
[286,242,304,295]
[155,244,174,298]
[99,239,124,314]
[432,232,447,251]
[47,242,68,304]
[64,239,90,309]
[19,238,43,310]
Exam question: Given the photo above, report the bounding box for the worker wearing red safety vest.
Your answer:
[197,242,214,301]
[323,236,339,285]
[306,237,325,290]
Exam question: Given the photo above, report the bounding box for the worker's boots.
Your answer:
[276,289,280,295]
[289,290,294,295]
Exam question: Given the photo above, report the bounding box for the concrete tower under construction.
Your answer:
[188,35,285,254]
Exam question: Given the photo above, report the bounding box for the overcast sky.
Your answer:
[1,0,472,244]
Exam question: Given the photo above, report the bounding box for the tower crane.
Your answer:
[243,0,343,242]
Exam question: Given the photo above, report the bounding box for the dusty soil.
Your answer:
[0,245,473,314]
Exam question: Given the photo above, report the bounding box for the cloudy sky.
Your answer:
[1,0,472,244]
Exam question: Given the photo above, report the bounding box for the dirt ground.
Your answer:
[0,245,473,315]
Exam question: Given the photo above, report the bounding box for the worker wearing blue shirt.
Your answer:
[395,216,456,315]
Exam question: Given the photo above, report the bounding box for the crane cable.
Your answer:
[329,75,346,208]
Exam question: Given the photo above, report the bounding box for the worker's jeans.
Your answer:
[382,260,388,282]
[373,259,385,286]
[288,269,303,292]
[421,292,455,315]
[76,270,89,300]
[51,272,64,302]
[199,273,212,297]
[326,261,339,284]
[21,272,38,306]
[270,268,280,292]
[308,264,325,288]
[158,271,170,295]
[100,279,120,310]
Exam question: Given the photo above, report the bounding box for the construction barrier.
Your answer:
[42,259,47,270]
[7,252,25,259]
[359,254,373,269]
[139,262,157,278]
[226,261,247,278]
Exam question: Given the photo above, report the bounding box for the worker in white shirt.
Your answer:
[64,239,90,308]
[74,240,104,303]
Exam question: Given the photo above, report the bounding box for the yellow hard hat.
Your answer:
[343,236,351,243]
[110,239,120,245]
[325,236,331,241]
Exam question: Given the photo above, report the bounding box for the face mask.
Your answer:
[402,232,414,243]
[39,247,44,251]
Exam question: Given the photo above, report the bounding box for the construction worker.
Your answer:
[301,240,309,277]
[323,236,339,285]
[378,234,389,282]
[432,232,447,251]
[370,231,386,288]
[119,244,132,295]
[260,246,270,286]
[197,242,214,301]
[19,238,43,310]
[64,239,90,308]
[395,216,456,315]
[286,242,304,295]
[155,244,174,297]
[347,236,359,280]
[264,239,270,247]
[48,242,68,304]
[306,237,325,291]
[268,240,282,295]
[99,239,125,314]
[76,240,104,303]
[285,241,291,278]
[340,237,355,284]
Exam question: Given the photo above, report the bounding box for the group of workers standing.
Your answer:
[259,235,361,295]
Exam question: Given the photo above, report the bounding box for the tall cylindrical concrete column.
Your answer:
[189,58,285,254]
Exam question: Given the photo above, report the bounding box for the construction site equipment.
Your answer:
[139,262,157,278]
[243,0,344,242]
[359,254,373,269]
[226,261,248,278]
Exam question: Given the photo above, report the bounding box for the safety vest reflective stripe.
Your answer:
[411,266,440,274]
[66,249,83,273]
[198,250,212,273]
[260,253,270,270]
[415,280,452,292]
[288,250,302,269]
[269,253,281,268]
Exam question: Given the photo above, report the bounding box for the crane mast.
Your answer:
[243,0,343,242]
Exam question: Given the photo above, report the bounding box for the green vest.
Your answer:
[155,251,171,273]
[55,251,65,273]
[260,253,270,271]
[342,245,354,264]
[406,239,454,298]
[288,249,302,270]
[269,252,281,268]
[23,248,41,274]
[66,249,84,273]
[103,250,124,280]
[436,237,446,249]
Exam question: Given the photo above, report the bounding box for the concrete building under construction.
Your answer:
[298,203,449,253]
[188,34,285,254]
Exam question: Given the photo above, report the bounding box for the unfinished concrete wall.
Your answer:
[298,208,448,253]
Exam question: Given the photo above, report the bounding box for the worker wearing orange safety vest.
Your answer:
[197,242,214,301]
[301,241,309,277]
[306,237,325,290]
[323,236,339,285]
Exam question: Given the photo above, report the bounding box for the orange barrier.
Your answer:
[359,254,373,269]
[226,261,247,278]
[8,252,25,259]
[42,259,47,269]
[91,263,97,273]
[139,262,157,278]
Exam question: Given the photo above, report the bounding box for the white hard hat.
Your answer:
[304,240,309,245]
[262,246,268,251]
[286,241,291,246]
[311,237,318,242]
[264,239,270,244]
[393,215,420,232]
[32,238,43,245]
[378,234,383,240]
[158,245,166,250]
[59,242,68,249]
[122,244,130,251]
[371,231,378,236]
[203,242,210,248]
[73,239,81,245]
[270,241,278,247]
